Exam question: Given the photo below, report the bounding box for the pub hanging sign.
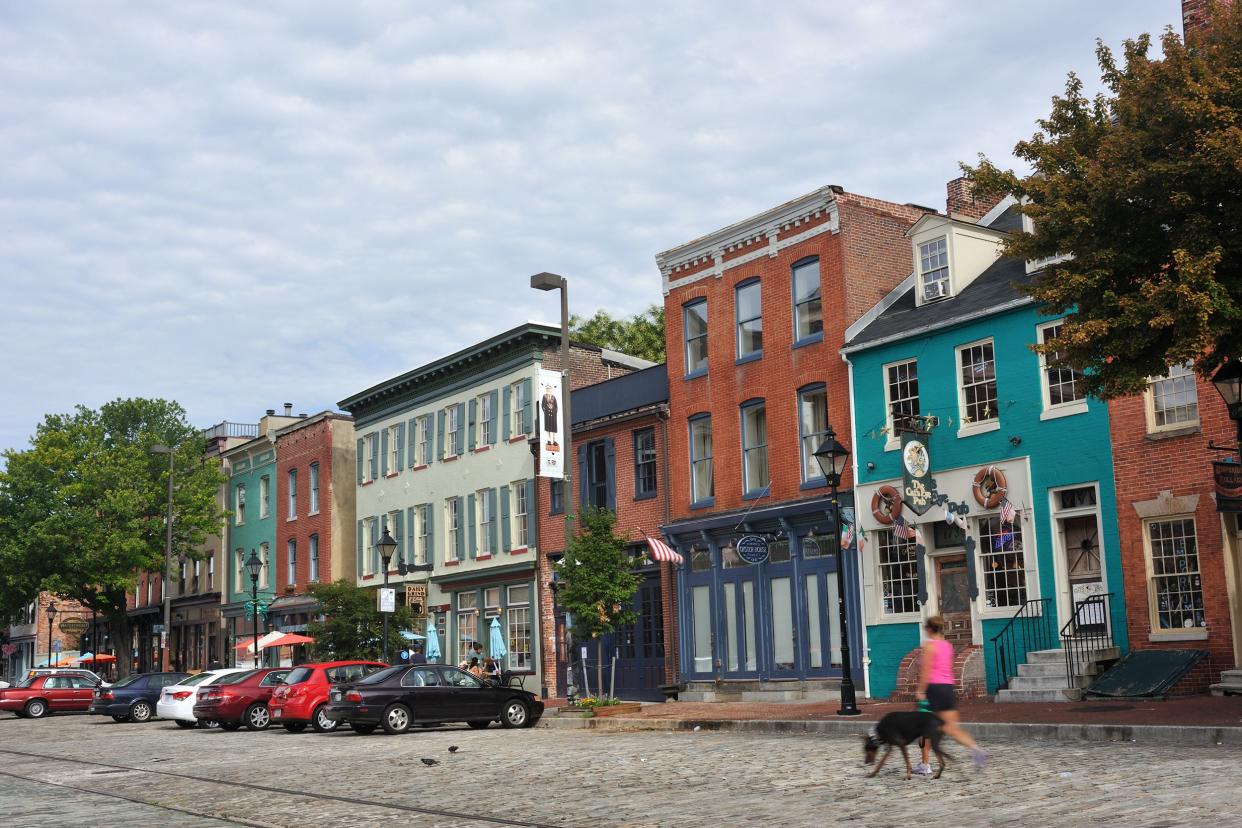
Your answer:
[1213,461,1242,513]
[900,429,934,516]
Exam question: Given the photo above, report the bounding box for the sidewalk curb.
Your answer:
[538,715,1242,746]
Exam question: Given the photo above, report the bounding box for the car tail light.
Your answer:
[345,690,363,703]
[172,691,193,701]
[100,690,113,700]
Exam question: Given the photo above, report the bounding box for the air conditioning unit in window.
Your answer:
[923,280,949,301]
[238,489,246,505]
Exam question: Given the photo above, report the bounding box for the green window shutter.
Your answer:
[369,435,379,481]
[525,479,537,548]
[467,493,477,558]
[437,410,446,459]
[408,419,417,467]
[502,385,512,440]
[521,378,533,434]
[468,398,478,452]
[426,505,435,564]
[454,498,465,561]
[488,391,499,445]
[605,437,617,510]
[405,506,415,564]
[356,519,364,577]
[393,510,404,568]
[356,439,364,484]
[380,428,390,478]
[396,422,406,470]
[456,403,466,455]
[489,488,499,553]
[500,485,512,552]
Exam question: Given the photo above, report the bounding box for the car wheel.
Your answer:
[311,704,338,733]
[244,703,271,731]
[174,720,197,729]
[350,722,377,735]
[24,699,48,719]
[467,720,491,729]
[381,704,411,735]
[220,721,241,731]
[111,715,130,723]
[500,699,529,729]
[282,721,308,733]
[130,701,154,723]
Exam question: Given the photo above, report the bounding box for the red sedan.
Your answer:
[269,660,386,733]
[192,668,290,731]
[0,674,98,718]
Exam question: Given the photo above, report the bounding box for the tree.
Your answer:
[555,507,640,696]
[0,398,226,675]
[571,305,665,364]
[305,579,414,662]
[964,2,1242,398]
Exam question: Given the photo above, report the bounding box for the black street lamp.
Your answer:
[1212,360,1242,445]
[814,427,861,717]
[376,529,398,664]
[46,600,58,669]
[245,550,264,668]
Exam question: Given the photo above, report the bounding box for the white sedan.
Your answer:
[157,669,250,728]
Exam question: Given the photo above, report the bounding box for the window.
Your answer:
[792,258,823,343]
[735,280,762,359]
[478,490,494,556]
[1039,322,1084,409]
[308,462,320,513]
[684,299,708,376]
[478,393,495,445]
[798,385,828,483]
[309,534,319,582]
[388,424,400,472]
[235,549,243,591]
[1148,362,1199,430]
[178,559,186,592]
[958,341,998,426]
[549,480,564,515]
[740,401,769,495]
[457,591,478,664]
[586,440,609,508]
[484,587,501,612]
[507,585,532,670]
[1147,518,1205,630]
[511,381,528,437]
[208,555,215,590]
[287,540,296,585]
[446,498,461,562]
[259,476,270,519]
[447,405,462,456]
[416,414,433,465]
[287,469,297,519]
[633,428,657,498]
[512,482,528,546]
[235,485,246,525]
[146,574,153,605]
[885,360,920,435]
[416,504,430,563]
[258,543,270,590]
[689,416,713,504]
[918,237,950,301]
[979,516,1025,609]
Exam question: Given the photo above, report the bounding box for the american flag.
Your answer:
[840,522,855,549]
[1000,498,1017,526]
[643,533,684,565]
[892,516,917,542]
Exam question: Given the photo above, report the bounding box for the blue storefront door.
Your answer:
[599,574,666,701]
[717,568,759,677]
[765,540,800,678]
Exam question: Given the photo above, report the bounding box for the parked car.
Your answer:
[25,667,109,687]
[324,664,544,735]
[269,660,387,733]
[156,668,250,728]
[0,674,98,718]
[89,672,189,723]
[193,668,291,731]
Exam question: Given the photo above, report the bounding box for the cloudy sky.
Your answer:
[1,0,1178,453]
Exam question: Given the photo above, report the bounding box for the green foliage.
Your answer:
[0,398,226,620]
[964,3,1242,398]
[305,579,413,662]
[556,507,639,640]
[571,305,665,364]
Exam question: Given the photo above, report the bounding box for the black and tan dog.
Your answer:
[862,711,951,779]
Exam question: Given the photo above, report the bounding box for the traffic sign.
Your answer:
[51,640,62,653]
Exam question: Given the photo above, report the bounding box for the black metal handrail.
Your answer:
[1060,592,1114,689]
[989,597,1055,691]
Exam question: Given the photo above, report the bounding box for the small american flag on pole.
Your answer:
[892,516,917,542]
[1000,498,1017,526]
[643,533,684,565]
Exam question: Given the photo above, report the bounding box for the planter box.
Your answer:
[556,708,595,719]
[590,703,642,718]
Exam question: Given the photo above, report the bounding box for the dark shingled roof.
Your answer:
[845,256,1034,350]
[987,204,1024,234]
[571,363,668,426]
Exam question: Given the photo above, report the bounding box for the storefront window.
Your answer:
[507,585,532,671]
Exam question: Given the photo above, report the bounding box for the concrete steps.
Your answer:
[996,646,1121,703]
[1209,669,1242,697]
[680,679,842,703]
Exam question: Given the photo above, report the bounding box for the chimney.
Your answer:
[946,176,1004,222]
[284,403,293,416]
[265,409,276,416]
[1183,0,1234,40]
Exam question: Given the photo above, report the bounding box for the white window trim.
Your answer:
[881,357,919,452]
[308,462,320,515]
[259,476,270,519]
[510,382,527,438]
[446,406,461,457]
[872,528,923,623]
[955,337,1000,438]
[1036,321,1089,420]
[388,425,400,474]
[917,235,951,303]
[287,469,297,521]
[1140,513,1208,640]
[478,491,494,555]
[512,482,529,549]
[1144,364,1201,435]
[973,512,1039,620]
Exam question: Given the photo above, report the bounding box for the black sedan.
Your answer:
[324,665,543,735]
[88,672,189,723]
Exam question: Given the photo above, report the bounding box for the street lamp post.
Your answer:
[530,272,574,544]
[150,444,175,671]
[376,529,398,664]
[245,550,264,668]
[46,600,58,669]
[814,427,861,716]
[1212,360,1242,445]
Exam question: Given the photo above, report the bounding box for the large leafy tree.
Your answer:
[965,2,1242,397]
[571,305,665,364]
[305,579,414,662]
[555,507,639,696]
[0,398,226,674]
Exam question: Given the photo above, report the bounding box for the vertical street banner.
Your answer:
[538,368,565,478]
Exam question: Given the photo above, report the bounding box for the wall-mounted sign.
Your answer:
[736,535,769,565]
[58,617,88,635]
[537,368,565,479]
[900,430,934,516]
[1213,461,1242,512]
[405,584,427,616]
[377,588,396,614]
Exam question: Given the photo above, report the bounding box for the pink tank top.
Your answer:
[927,638,955,685]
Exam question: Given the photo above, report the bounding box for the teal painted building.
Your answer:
[842,201,1128,697]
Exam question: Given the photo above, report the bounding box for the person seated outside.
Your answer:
[483,658,502,681]
[467,657,484,678]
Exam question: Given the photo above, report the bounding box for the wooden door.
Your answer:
[936,555,973,646]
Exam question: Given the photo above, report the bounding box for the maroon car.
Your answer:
[0,674,98,718]
[192,668,291,731]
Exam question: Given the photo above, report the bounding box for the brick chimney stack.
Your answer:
[945,176,1004,222]
[1184,0,1235,39]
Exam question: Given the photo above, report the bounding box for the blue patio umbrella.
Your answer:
[488,617,507,663]
[398,630,425,641]
[425,626,441,662]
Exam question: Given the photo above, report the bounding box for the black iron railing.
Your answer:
[989,597,1055,691]
[1060,592,1114,689]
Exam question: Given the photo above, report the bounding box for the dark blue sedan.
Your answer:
[89,672,188,723]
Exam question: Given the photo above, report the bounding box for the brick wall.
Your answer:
[28,592,92,664]
[890,643,986,702]
[944,176,1004,222]
[276,417,344,592]
[540,343,644,390]
[1183,0,1235,39]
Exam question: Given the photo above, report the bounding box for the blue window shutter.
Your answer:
[356,439,364,484]
[393,510,404,568]
[370,517,380,573]
[356,519,364,577]
[456,403,466,454]
[500,485,511,552]
[467,493,477,558]
[605,437,617,510]
[408,419,417,467]
[437,410,446,460]
[488,391,499,445]
[578,445,588,513]
[405,506,415,564]
[381,428,390,477]
[426,505,435,563]
[488,488,499,553]
[468,398,478,452]
[396,422,406,470]
[454,498,465,561]
[522,378,533,434]
[502,385,512,440]
[525,479,536,547]
[369,435,379,481]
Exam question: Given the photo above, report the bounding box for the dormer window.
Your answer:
[918,237,950,301]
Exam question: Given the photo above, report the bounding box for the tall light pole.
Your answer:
[245,550,264,668]
[46,600,58,668]
[376,529,398,663]
[529,272,573,544]
[814,428,861,716]
[150,444,175,670]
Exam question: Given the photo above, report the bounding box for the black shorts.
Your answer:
[925,684,956,713]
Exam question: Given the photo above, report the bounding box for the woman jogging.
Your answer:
[913,615,986,776]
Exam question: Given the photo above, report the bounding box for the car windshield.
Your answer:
[111,674,144,688]
[176,673,215,687]
[17,676,39,688]
[358,666,404,685]
[215,670,256,685]
[283,667,314,685]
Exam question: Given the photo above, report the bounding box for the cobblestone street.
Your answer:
[1,713,1239,827]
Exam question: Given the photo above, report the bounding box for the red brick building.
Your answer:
[656,185,926,693]
[3,592,93,680]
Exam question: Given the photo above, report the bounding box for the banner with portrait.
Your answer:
[537,368,565,479]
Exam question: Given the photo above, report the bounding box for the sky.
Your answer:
[0,0,1180,454]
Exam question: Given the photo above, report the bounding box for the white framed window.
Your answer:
[797,385,828,482]
[388,424,400,473]
[146,575,152,605]
[287,468,297,519]
[308,462,320,514]
[416,505,430,564]
[1145,517,1205,632]
[446,498,461,562]
[456,591,478,664]
[740,400,769,495]
[416,415,433,465]
[235,548,243,591]
[363,433,379,482]
[1146,362,1199,432]
[259,475,270,519]
[309,534,320,582]
[1038,321,1086,416]
[689,415,713,504]
[957,339,998,431]
[979,516,1025,609]
[479,393,495,445]
[208,555,215,590]
[878,529,919,615]
[447,405,462,456]
[235,485,246,525]
[258,543,270,589]
[510,381,528,437]
[507,584,532,670]
[478,490,494,556]
[362,519,375,576]
[512,482,528,547]
[287,539,297,585]
[484,587,501,613]
[884,359,920,443]
[918,236,950,301]
[735,280,762,359]
[792,258,823,344]
[684,299,708,376]
[386,510,401,570]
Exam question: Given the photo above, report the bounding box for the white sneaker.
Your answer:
[912,762,933,777]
